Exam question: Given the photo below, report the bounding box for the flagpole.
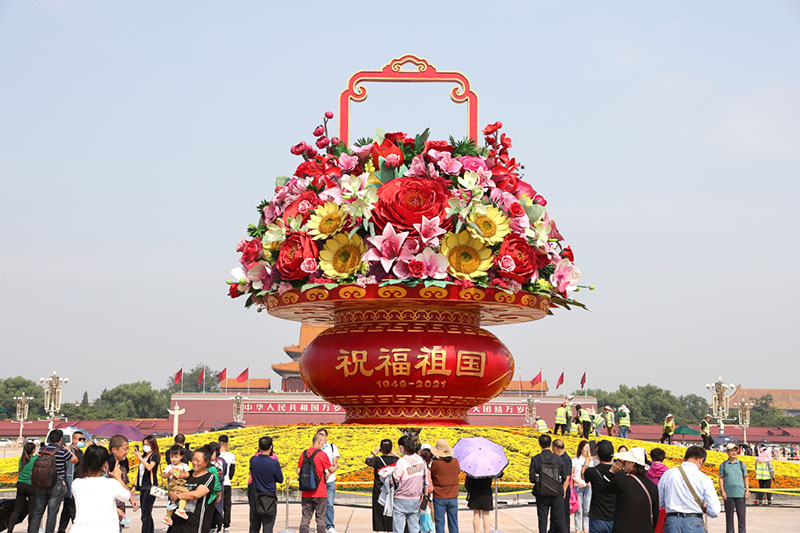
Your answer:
[562,367,566,400]
[583,367,587,393]
[202,367,206,394]
[518,365,522,397]
[247,367,250,395]
[180,366,183,394]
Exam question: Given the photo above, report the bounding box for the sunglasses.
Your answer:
[75,438,86,442]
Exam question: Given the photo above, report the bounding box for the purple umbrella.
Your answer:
[93,422,145,442]
[452,436,508,479]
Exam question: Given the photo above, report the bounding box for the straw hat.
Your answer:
[433,439,454,458]
[614,447,647,466]
[619,405,630,413]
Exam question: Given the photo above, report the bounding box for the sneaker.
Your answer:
[120,516,130,528]
[175,509,189,520]
[327,528,338,533]
[166,502,178,511]
[162,517,173,526]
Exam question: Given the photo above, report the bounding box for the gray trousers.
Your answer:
[724,497,746,533]
[299,497,326,533]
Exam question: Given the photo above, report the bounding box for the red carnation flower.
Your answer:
[282,190,323,224]
[239,238,262,268]
[371,139,405,169]
[384,132,408,145]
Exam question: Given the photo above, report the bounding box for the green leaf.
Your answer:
[322,283,338,290]
[348,225,360,239]
[374,128,386,144]
[354,137,374,147]
[300,283,323,291]
[379,279,406,286]
[275,176,290,188]
[423,280,451,288]
[379,160,396,184]
[414,127,431,151]
[455,218,463,233]
[526,204,546,224]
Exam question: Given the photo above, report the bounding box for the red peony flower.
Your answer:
[496,234,549,283]
[229,284,244,298]
[371,139,405,169]
[371,177,452,233]
[239,238,262,268]
[275,232,318,281]
[282,190,323,224]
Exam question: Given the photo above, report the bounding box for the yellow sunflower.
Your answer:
[319,233,367,280]
[440,231,493,280]
[307,202,346,240]
[467,206,511,245]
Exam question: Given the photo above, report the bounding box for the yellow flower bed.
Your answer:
[2,426,799,493]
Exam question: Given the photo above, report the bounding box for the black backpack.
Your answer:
[535,453,562,497]
[298,449,322,492]
[31,449,58,489]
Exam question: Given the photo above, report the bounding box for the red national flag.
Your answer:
[197,367,205,387]
[236,368,249,383]
[580,372,587,389]
[556,371,564,389]
[173,368,183,385]
[530,371,543,387]
[216,368,227,383]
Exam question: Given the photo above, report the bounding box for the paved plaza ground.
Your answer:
[8,493,798,533]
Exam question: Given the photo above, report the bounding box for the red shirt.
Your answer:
[297,447,332,498]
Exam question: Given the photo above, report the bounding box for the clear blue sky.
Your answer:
[1,1,798,402]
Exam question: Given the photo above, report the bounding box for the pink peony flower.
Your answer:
[338,153,359,172]
[412,215,447,247]
[393,247,448,280]
[437,152,463,175]
[351,144,373,160]
[276,281,293,295]
[457,156,488,172]
[262,203,280,224]
[364,223,410,273]
[404,155,427,178]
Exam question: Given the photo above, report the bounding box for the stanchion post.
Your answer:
[490,476,502,533]
[279,480,296,533]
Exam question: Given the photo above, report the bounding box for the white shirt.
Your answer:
[322,442,339,483]
[220,451,235,486]
[572,456,587,486]
[658,462,721,518]
[71,477,131,533]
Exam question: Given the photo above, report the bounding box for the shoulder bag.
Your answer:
[677,466,709,531]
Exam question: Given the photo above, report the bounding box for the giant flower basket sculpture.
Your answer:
[228,55,587,424]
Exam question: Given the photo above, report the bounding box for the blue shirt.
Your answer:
[250,454,284,494]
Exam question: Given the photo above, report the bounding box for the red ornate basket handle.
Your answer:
[338,54,479,147]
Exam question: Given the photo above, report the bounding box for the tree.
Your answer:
[163,364,222,394]
[62,391,96,420]
[93,382,169,419]
[576,384,708,425]
[0,377,46,419]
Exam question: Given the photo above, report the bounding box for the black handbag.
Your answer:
[255,492,278,517]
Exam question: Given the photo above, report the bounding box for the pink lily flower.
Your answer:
[364,223,410,273]
[404,155,427,177]
[394,247,448,280]
[550,258,582,293]
[412,215,447,247]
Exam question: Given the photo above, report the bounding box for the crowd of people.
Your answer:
[7,424,783,533]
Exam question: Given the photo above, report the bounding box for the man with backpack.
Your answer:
[28,429,78,533]
[296,432,333,533]
[529,434,570,533]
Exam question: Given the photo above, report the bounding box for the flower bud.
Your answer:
[316,136,330,148]
[290,142,308,155]
[313,125,325,137]
[331,137,340,145]
[324,111,334,119]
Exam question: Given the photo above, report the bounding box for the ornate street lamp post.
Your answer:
[735,400,754,444]
[705,376,735,434]
[232,394,247,425]
[524,396,539,427]
[13,393,31,443]
[39,371,68,431]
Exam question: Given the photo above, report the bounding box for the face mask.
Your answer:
[76,441,86,448]
[142,445,152,454]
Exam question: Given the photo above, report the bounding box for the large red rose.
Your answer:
[275,232,318,281]
[371,177,452,233]
[370,139,405,169]
[423,140,454,155]
[496,234,549,283]
[492,160,520,193]
[282,190,323,224]
[294,155,341,189]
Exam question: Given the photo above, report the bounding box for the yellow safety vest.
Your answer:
[605,412,615,427]
[536,419,548,432]
[569,424,579,435]
[755,460,771,480]
[664,419,675,435]
[700,420,710,436]
[618,412,630,427]
[579,409,591,423]
[555,407,567,425]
